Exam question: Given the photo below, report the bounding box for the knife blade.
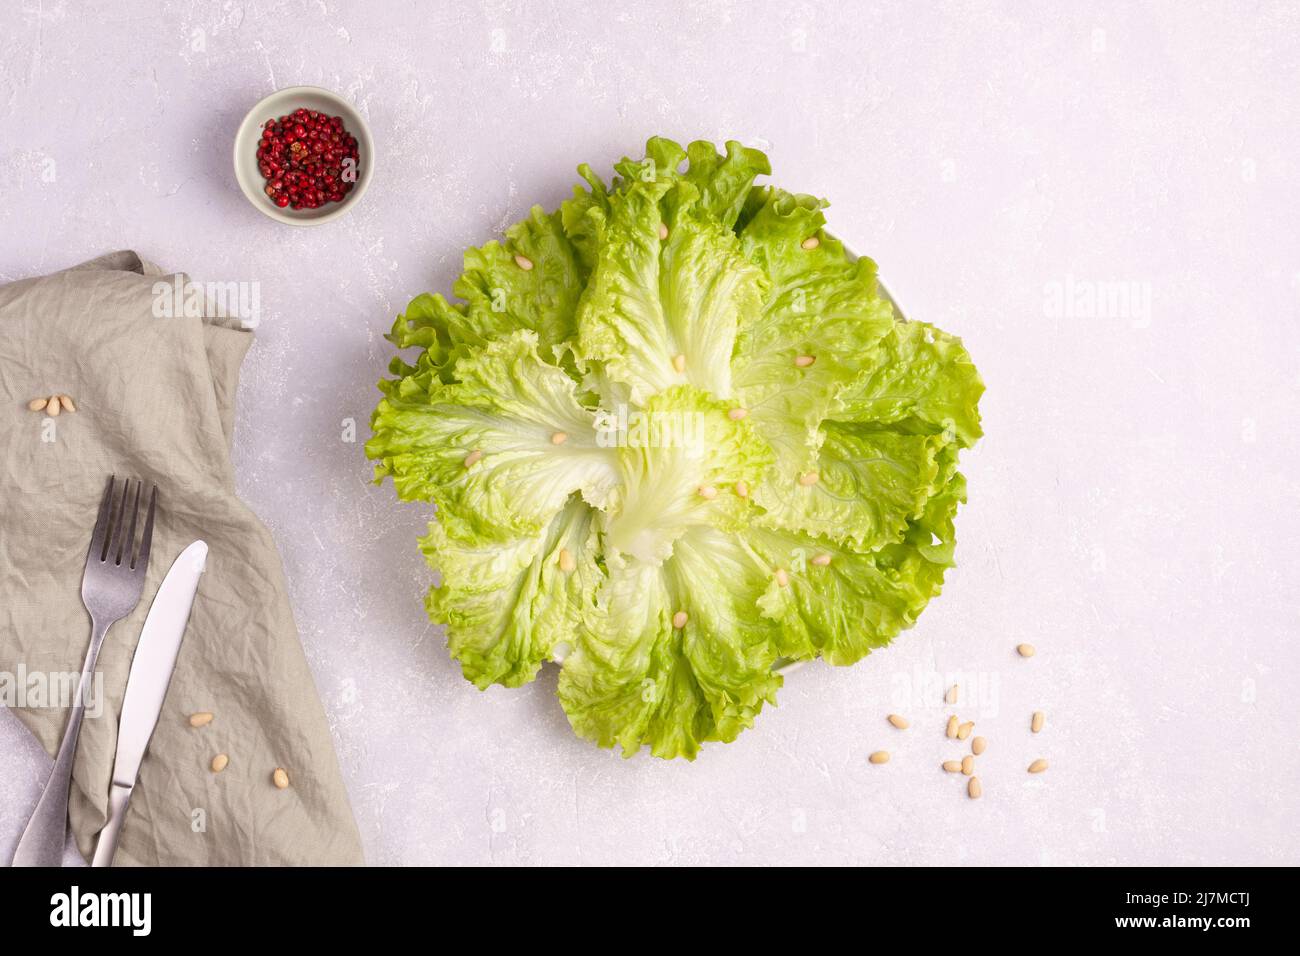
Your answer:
[91,540,207,867]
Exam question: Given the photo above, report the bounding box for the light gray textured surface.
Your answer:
[2,0,1298,866]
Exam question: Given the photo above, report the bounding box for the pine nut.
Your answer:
[957,721,974,740]
[961,755,974,775]
[734,480,749,498]
[968,776,982,799]
[27,398,46,411]
[58,394,76,412]
[550,431,568,445]
[793,354,816,368]
[514,254,533,271]
[946,715,958,738]
[801,236,820,250]
[727,407,748,421]
[942,760,963,773]
[211,754,229,773]
[273,768,290,789]
[46,396,60,416]
[1028,759,1049,774]
[463,450,483,468]
[658,222,669,240]
[868,751,890,764]
[971,736,987,755]
[672,353,686,373]
[798,471,819,486]
[558,548,576,573]
[1031,711,1045,733]
[1017,643,1036,657]
[672,610,688,629]
[698,484,718,500]
[811,553,831,567]
[774,567,789,587]
[946,684,959,704]
[887,714,909,729]
[189,712,214,727]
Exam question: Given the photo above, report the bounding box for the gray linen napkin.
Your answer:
[0,251,363,865]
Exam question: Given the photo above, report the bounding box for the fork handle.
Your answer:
[11,617,113,867]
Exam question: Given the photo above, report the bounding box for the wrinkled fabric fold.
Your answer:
[0,251,364,865]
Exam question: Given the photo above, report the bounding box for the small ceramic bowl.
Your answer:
[232,85,375,226]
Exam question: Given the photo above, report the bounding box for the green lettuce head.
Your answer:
[368,137,984,759]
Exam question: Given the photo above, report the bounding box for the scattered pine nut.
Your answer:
[658,222,669,240]
[514,254,534,271]
[793,354,816,368]
[58,394,76,412]
[942,760,963,773]
[272,768,290,789]
[734,480,749,498]
[868,751,890,765]
[800,236,820,250]
[968,777,982,799]
[672,610,688,629]
[971,736,987,755]
[811,553,832,567]
[1028,758,1049,774]
[1031,711,1045,733]
[961,755,974,776]
[887,714,909,730]
[945,715,959,738]
[463,450,483,468]
[45,396,60,416]
[957,721,974,740]
[946,684,959,704]
[797,471,819,486]
[211,754,229,773]
[727,407,748,421]
[697,484,718,500]
[774,567,790,587]
[672,353,687,373]
[189,712,214,728]
[27,398,47,411]
[557,548,576,573]
[1017,643,1036,658]
[550,431,568,445]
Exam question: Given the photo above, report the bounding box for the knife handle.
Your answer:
[91,782,132,867]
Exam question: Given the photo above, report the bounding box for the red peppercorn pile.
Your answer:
[257,108,360,210]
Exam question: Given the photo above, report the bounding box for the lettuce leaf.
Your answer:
[422,496,601,688]
[370,136,984,759]
[602,385,772,564]
[368,329,619,540]
[559,527,781,759]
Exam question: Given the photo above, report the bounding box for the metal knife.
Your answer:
[91,540,208,867]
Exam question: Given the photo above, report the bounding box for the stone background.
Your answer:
[1,0,1297,865]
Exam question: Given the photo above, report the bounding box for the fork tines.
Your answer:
[90,476,158,570]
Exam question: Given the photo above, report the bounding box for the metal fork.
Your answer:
[11,476,157,867]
